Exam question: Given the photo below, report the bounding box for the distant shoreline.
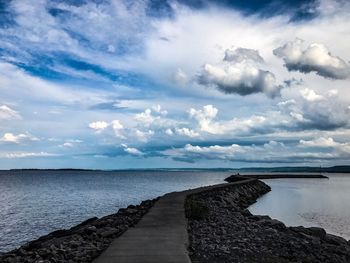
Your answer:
[1,165,350,173]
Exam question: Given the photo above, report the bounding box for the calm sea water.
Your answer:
[0,170,231,253]
[2,171,349,253]
[249,173,350,240]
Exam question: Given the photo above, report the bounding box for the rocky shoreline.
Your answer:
[0,198,158,263]
[186,179,350,263]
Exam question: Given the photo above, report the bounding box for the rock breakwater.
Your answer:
[225,173,329,181]
[187,179,350,263]
[0,198,157,263]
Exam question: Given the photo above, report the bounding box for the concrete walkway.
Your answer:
[93,179,254,263]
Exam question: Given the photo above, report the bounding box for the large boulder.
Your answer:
[324,234,348,246]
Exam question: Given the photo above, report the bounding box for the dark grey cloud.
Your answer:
[274,39,350,79]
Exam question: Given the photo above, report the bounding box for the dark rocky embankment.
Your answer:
[186,179,350,263]
[0,198,158,263]
[225,173,328,182]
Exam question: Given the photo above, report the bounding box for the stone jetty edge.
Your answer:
[186,177,350,263]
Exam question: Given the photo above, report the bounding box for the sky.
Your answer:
[0,0,350,169]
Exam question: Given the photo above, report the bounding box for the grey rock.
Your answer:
[308,227,327,239]
[100,228,120,238]
[324,233,348,246]
[84,226,97,235]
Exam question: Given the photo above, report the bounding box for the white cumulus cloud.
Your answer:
[188,105,270,136]
[197,48,283,98]
[0,132,38,144]
[135,129,154,142]
[165,128,174,136]
[189,105,219,134]
[111,120,125,138]
[273,39,350,79]
[88,121,109,131]
[300,88,324,102]
[121,144,144,156]
[175,128,200,138]
[89,120,125,138]
[134,108,159,127]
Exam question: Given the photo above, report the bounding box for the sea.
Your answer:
[0,169,231,253]
[0,170,349,253]
[249,173,350,240]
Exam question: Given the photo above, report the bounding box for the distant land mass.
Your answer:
[235,165,350,173]
[2,165,350,173]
